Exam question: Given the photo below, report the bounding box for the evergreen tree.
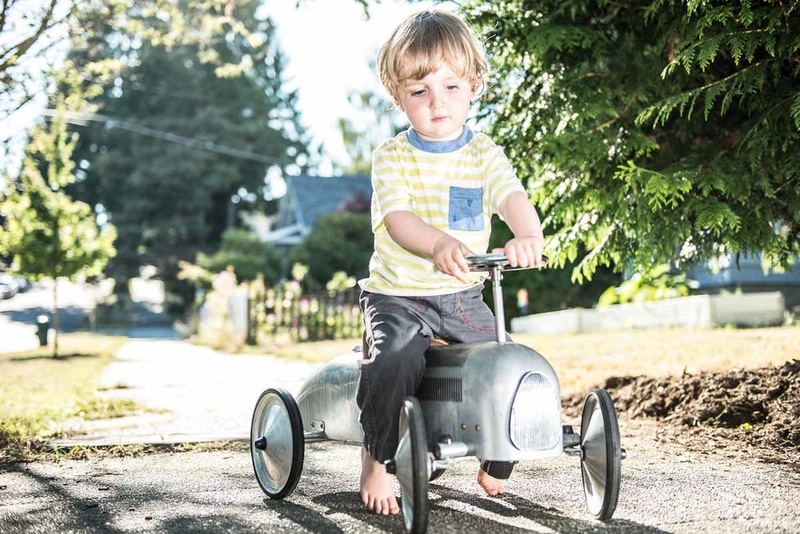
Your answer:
[1,0,290,169]
[462,0,800,281]
[65,0,309,299]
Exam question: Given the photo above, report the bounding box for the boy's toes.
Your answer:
[477,469,505,496]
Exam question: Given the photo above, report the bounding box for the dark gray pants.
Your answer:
[356,286,515,479]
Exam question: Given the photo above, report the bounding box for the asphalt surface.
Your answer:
[2,421,799,533]
[1,300,799,533]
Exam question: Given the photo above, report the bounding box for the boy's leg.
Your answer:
[356,292,433,513]
[360,446,398,515]
[442,286,518,494]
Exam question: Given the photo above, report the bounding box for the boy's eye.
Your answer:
[447,84,459,90]
[410,88,426,97]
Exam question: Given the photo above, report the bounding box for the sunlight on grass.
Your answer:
[0,333,132,460]
[514,326,800,396]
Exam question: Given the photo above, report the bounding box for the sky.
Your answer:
[1,0,442,179]
[264,0,439,174]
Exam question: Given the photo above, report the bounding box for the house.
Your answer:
[265,174,372,248]
[687,252,800,310]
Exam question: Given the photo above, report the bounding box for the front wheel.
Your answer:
[579,388,622,520]
[394,396,430,534]
[250,387,305,499]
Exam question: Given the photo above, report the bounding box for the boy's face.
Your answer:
[397,62,478,142]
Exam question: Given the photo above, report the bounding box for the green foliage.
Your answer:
[197,228,282,285]
[462,0,800,282]
[326,271,358,292]
[2,0,297,174]
[0,102,116,282]
[488,217,620,319]
[61,0,309,299]
[598,264,694,306]
[0,101,116,355]
[290,211,372,290]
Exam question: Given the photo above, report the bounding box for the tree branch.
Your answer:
[0,0,64,72]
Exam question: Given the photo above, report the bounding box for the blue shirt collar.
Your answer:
[406,126,473,153]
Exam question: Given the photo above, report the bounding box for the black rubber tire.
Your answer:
[396,396,430,534]
[580,388,622,520]
[250,387,305,499]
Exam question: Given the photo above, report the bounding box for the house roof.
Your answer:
[268,174,372,245]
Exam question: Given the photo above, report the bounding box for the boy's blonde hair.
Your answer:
[378,10,488,106]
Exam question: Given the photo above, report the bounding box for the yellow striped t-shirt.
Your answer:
[359,127,526,296]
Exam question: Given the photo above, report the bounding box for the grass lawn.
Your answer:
[0,333,133,460]
[515,326,800,396]
[264,326,800,397]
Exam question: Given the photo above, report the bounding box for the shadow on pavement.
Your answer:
[1,459,289,533]
[429,484,671,533]
[304,484,670,534]
[10,352,100,362]
[1,305,93,333]
[259,496,348,533]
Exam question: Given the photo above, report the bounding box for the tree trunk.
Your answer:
[52,278,60,358]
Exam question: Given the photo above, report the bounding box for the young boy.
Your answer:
[357,10,545,515]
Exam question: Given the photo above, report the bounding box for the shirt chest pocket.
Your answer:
[448,186,484,231]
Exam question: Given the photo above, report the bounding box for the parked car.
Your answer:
[0,273,20,300]
[15,276,32,293]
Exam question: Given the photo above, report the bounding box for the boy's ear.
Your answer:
[471,77,485,101]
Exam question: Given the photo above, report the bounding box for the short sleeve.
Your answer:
[371,141,414,227]
[483,143,526,213]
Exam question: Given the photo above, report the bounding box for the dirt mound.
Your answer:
[565,359,800,464]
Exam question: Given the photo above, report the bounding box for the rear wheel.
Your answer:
[250,388,304,499]
[579,388,621,520]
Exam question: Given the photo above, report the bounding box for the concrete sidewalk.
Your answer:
[0,315,40,354]
[54,334,324,447]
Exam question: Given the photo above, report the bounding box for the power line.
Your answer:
[42,109,283,164]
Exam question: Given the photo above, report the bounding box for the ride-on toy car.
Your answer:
[250,253,624,533]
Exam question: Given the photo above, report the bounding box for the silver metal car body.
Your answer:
[296,352,362,443]
[251,254,623,530]
[419,341,562,461]
[295,340,563,461]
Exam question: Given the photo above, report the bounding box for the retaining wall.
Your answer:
[510,292,786,335]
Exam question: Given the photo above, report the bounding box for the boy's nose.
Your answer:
[429,90,444,109]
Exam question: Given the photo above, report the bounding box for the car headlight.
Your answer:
[509,371,561,451]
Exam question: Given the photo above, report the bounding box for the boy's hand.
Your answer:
[498,235,544,268]
[432,235,473,282]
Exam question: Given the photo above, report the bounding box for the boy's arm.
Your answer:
[497,191,545,268]
[384,211,473,282]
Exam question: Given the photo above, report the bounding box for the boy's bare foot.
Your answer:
[477,468,504,496]
[360,447,400,515]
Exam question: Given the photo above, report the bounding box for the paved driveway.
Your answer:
[56,336,325,446]
[3,420,800,533]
